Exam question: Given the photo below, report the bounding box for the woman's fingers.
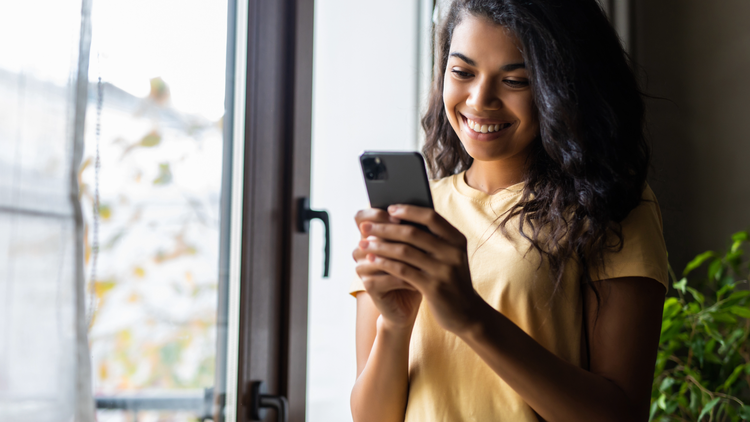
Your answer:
[359,221,464,264]
[387,205,466,248]
[354,208,400,238]
[358,237,441,276]
[361,273,419,293]
[360,254,430,292]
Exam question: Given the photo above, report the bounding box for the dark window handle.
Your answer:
[296,197,330,277]
[249,381,287,422]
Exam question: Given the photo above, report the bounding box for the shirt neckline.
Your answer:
[452,171,524,202]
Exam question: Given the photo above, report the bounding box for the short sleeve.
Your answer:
[349,275,365,297]
[589,184,669,293]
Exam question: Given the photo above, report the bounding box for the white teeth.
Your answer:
[465,117,506,133]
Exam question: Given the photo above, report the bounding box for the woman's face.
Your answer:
[443,15,538,164]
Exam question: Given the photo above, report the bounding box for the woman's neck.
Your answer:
[465,158,526,195]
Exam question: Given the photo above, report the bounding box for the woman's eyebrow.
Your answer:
[449,52,525,71]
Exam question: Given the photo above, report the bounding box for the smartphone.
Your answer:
[359,151,434,230]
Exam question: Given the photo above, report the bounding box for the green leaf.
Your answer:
[724,291,750,308]
[716,283,735,301]
[698,397,721,421]
[689,387,701,414]
[672,277,687,294]
[726,249,743,264]
[711,312,737,324]
[729,306,750,318]
[708,258,723,281]
[732,230,749,243]
[153,163,172,185]
[659,377,675,392]
[684,251,716,276]
[691,337,705,366]
[740,404,750,420]
[139,130,162,147]
[721,364,746,391]
[673,277,687,294]
[687,287,705,305]
[649,400,659,421]
[657,393,667,410]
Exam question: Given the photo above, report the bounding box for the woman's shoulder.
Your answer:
[592,183,669,290]
[428,173,458,194]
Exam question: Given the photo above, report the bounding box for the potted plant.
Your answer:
[651,231,750,421]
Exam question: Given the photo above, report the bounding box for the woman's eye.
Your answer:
[451,69,473,79]
[504,79,529,88]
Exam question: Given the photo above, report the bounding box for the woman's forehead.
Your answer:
[449,15,524,66]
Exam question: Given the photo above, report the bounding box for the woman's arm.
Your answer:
[460,277,664,422]
[350,292,413,422]
[350,208,422,422]
[360,205,665,422]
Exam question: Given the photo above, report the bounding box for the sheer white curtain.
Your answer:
[0,1,95,421]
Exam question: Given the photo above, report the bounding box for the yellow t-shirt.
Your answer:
[350,171,669,422]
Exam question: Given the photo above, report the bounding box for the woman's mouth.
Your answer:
[460,113,512,138]
[465,118,511,133]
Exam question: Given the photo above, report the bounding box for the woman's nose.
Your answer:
[466,79,501,111]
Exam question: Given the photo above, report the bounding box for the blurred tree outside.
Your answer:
[79,77,224,395]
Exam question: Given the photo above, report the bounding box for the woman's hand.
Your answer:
[356,205,485,335]
[353,208,422,330]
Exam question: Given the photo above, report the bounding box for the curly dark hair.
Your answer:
[423,0,649,297]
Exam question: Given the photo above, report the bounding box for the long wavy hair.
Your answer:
[423,0,649,297]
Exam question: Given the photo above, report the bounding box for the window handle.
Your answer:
[248,381,288,422]
[296,197,330,277]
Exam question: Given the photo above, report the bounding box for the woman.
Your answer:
[349,0,668,421]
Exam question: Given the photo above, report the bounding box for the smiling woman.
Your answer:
[349,1,668,422]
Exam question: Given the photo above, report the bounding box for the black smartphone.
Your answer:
[359,151,434,230]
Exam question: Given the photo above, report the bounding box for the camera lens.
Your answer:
[367,172,375,180]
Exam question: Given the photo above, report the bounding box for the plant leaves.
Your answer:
[729,306,750,318]
[707,258,723,281]
[721,364,746,391]
[673,277,687,294]
[732,231,749,242]
[684,251,716,276]
[140,130,162,147]
[711,312,737,324]
[716,283,735,301]
[153,163,173,185]
[659,377,675,392]
[657,393,668,410]
[740,404,750,420]
[698,397,721,421]
[649,400,659,422]
[687,287,705,305]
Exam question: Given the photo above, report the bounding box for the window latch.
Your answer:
[296,197,330,277]
[248,381,288,422]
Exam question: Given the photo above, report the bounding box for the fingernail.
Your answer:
[389,216,401,224]
[359,239,369,249]
[388,205,399,213]
[367,253,376,262]
[361,222,372,233]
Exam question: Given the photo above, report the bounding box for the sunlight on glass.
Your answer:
[76,0,228,420]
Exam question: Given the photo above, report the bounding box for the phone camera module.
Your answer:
[362,157,388,181]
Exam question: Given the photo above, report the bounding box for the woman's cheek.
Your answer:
[442,78,462,131]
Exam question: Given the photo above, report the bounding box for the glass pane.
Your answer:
[306,1,428,421]
[80,1,231,421]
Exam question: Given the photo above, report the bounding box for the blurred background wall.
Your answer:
[634,0,750,271]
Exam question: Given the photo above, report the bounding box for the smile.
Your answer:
[466,119,511,133]
[459,113,513,138]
